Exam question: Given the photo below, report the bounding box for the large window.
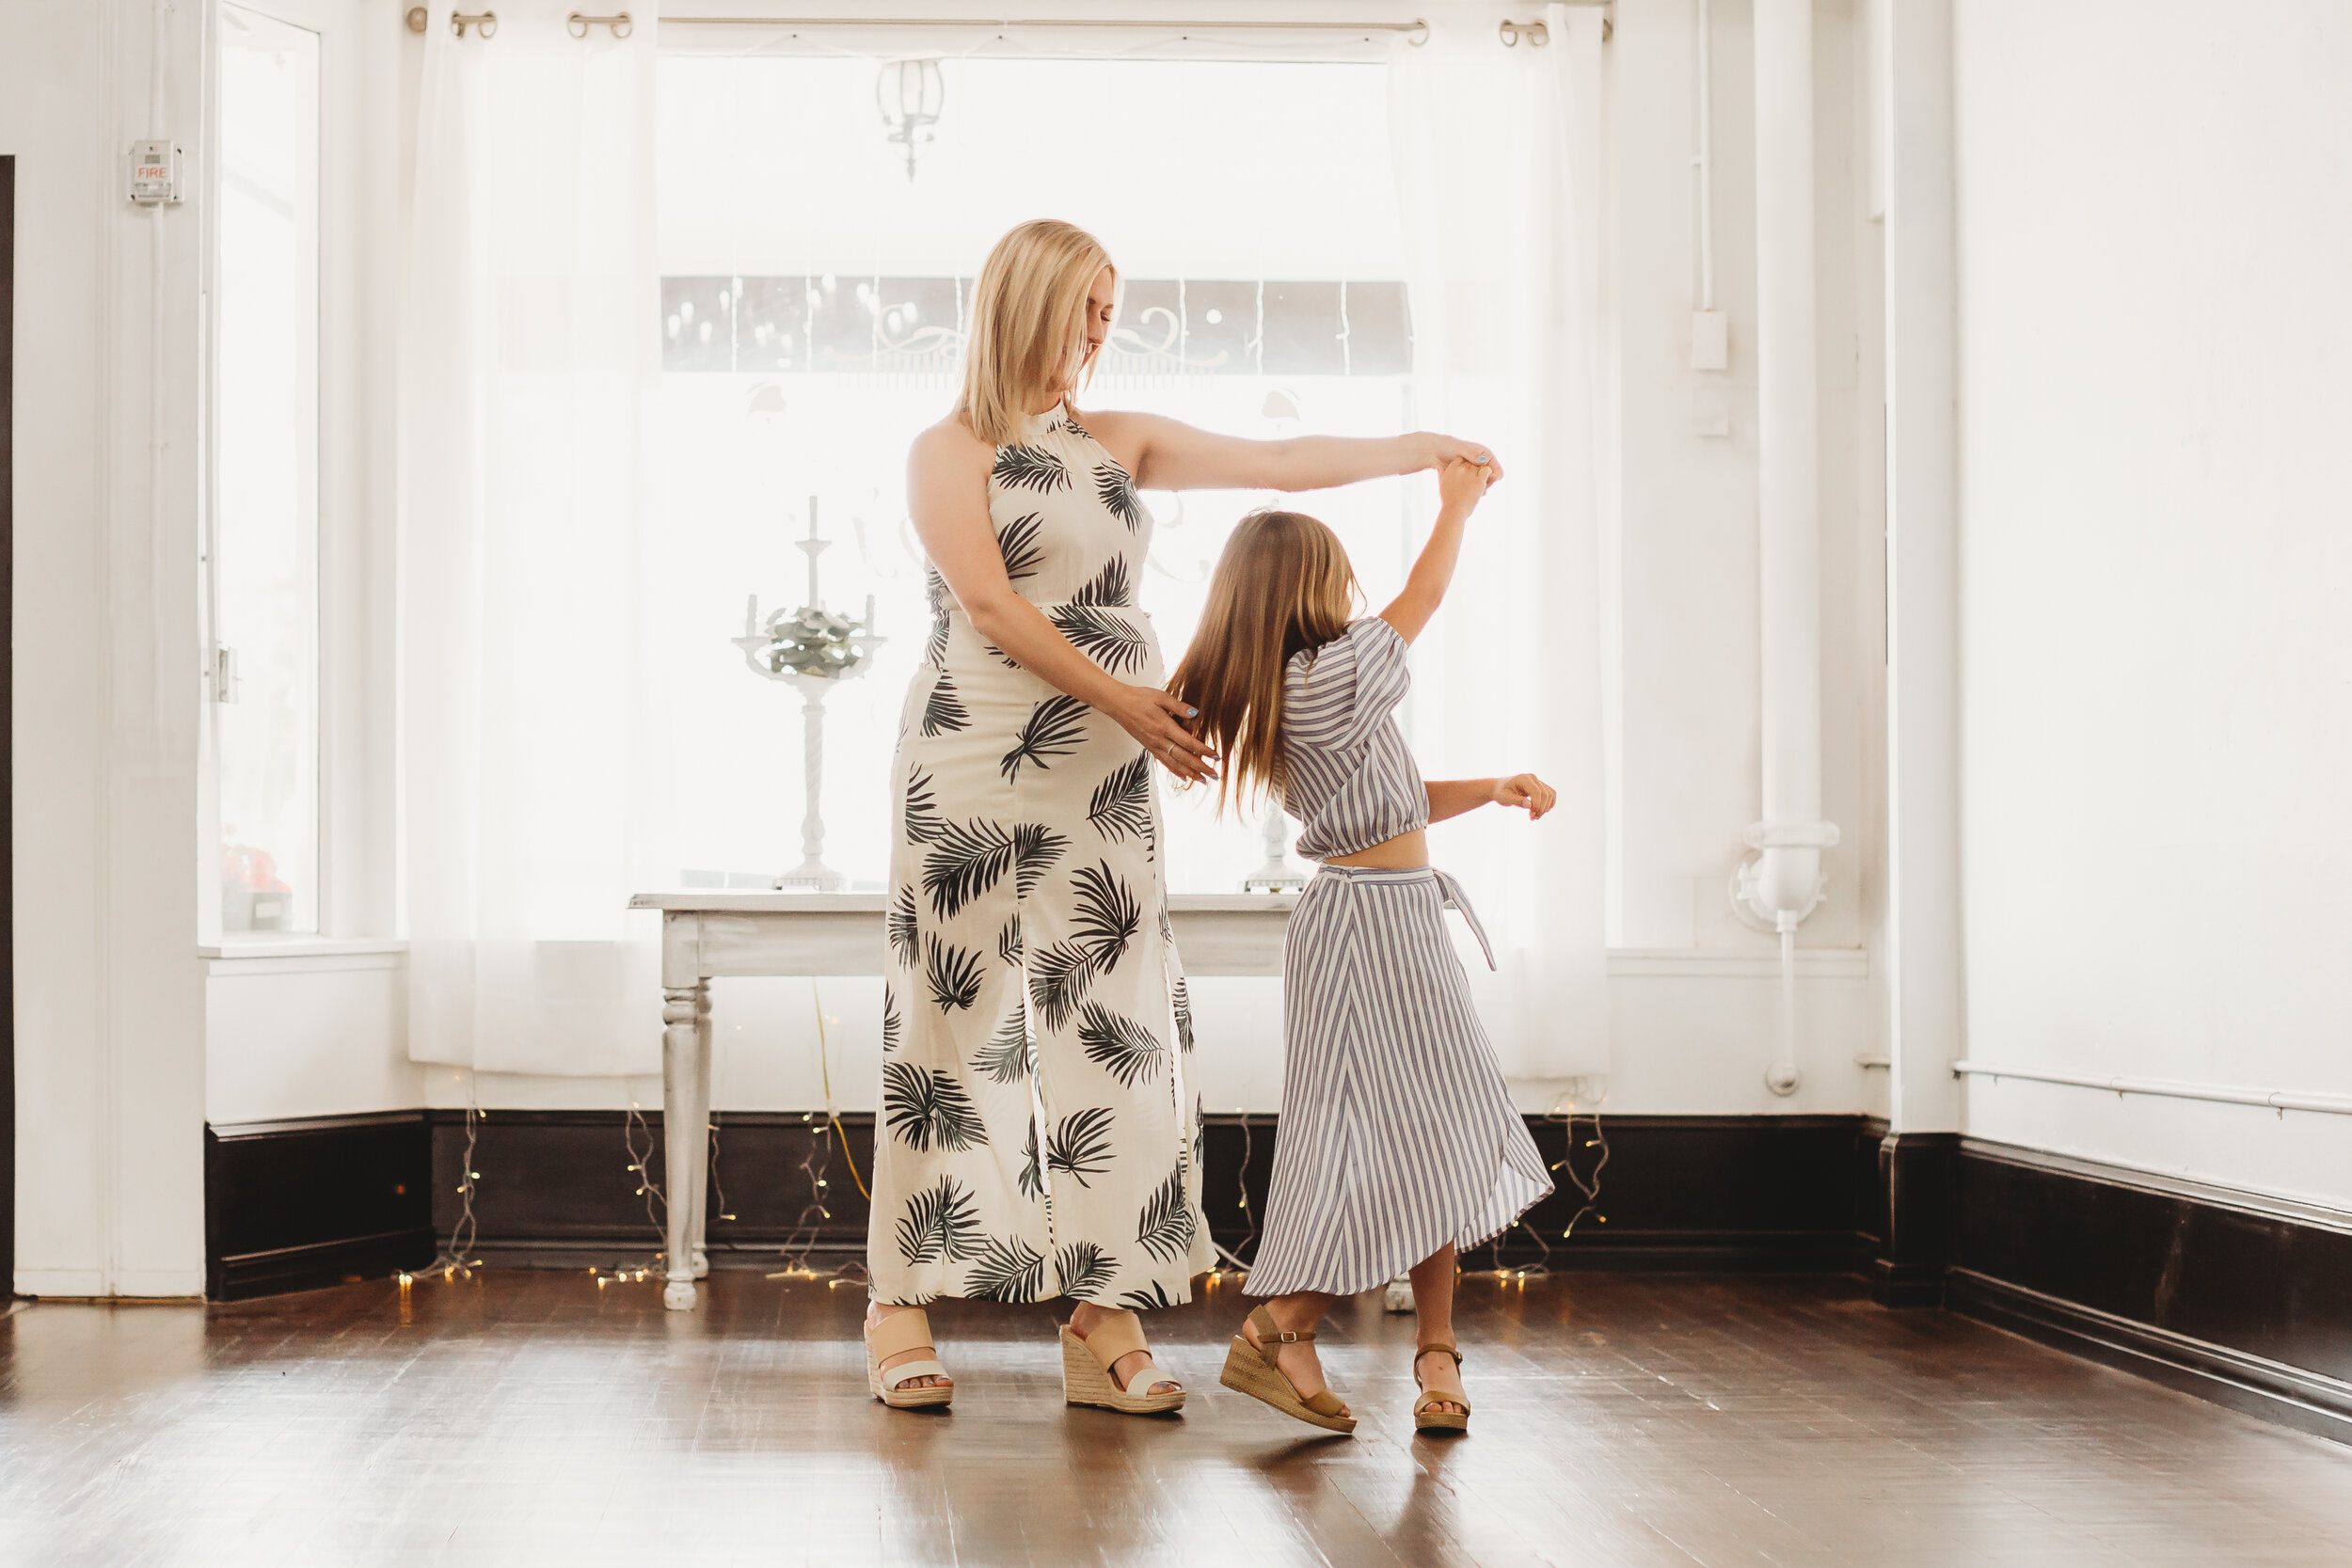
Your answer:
[214,4,322,932]
[650,52,1420,893]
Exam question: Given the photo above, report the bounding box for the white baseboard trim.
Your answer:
[13,1268,109,1297]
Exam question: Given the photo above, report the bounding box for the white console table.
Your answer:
[627,891,1295,1309]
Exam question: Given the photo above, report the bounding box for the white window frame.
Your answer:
[199,0,398,948]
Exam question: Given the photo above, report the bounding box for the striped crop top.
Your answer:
[1279,617,1430,861]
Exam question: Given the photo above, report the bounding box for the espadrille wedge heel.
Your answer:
[1217,1305,1356,1434]
[1412,1341,1470,1434]
[1059,1310,1186,1415]
[865,1307,953,1410]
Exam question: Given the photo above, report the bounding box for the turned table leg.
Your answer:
[687,985,713,1280]
[661,982,707,1310]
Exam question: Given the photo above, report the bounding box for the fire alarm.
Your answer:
[128,139,183,205]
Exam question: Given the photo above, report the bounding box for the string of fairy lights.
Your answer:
[1478,1089,1612,1286]
[402,1075,484,1291]
[405,990,1609,1303]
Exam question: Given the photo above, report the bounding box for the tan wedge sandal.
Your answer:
[1217,1305,1357,1434]
[1412,1341,1470,1434]
[1059,1309,1186,1416]
[865,1307,954,1410]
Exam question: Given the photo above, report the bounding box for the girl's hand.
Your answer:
[1107,686,1218,784]
[1421,433,1503,483]
[1438,456,1496,515]
[1492,773,1556,819]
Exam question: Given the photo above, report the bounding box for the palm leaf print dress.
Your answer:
[870,404,1213,1308]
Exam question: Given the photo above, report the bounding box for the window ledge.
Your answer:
[201,937,409,975]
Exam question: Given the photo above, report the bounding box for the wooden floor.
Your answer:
[3,1272,2348,1567]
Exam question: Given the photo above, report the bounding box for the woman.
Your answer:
[865,218,1494,1415]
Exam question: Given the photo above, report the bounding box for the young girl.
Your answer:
[1168,457,1556,1436]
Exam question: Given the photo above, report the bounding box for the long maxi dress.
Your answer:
[868,404,1214,1308]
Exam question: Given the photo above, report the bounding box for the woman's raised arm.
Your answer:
[907,420,1217,782]
[1084,409,1499,495]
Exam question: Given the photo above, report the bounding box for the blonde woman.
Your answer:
[865,218,1494,1415]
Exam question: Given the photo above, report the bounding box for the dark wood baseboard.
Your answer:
[424,1109,1882,1275]
[1945,1138,2352,1442]
[1872,1128,1961,1307]
[1949,1268,2352,1445]
[205,1112,436,1300]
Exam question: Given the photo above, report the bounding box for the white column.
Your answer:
[8,0,211,1298]
[1882,0,1964,1134]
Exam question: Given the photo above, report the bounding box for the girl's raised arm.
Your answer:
[1377,458,1495,644]
[1083,409,1497,495]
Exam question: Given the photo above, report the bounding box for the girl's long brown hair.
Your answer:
[1168,510,1359,814]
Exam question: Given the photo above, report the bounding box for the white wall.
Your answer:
[7,0,211,1296]
[205,951,417,1124]
[1954,0,2352,1207]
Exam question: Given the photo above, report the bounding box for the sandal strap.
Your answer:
[881,1357,947,1393]
[866,1307,936,1362]
[1073,1309,1149,1371]
[1247,1304,1315,1345]
[1416,1341,1462,1367]
[1415,1388,1472,1416]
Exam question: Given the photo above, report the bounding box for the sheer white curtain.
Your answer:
[1389,4,1611,1086]
[400,2,665,1075]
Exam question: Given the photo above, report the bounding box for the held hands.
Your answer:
[1110,686,1218,784]
[1438,454,1497,515]
[1491,773,1556,819]
[1421,433,1503,484]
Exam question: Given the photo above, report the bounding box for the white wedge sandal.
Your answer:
[865,1307,954,1410]
[1059,1309,1186,1416]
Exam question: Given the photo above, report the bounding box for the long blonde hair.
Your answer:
[1168,510,1359,813]
[957,220,1115,448]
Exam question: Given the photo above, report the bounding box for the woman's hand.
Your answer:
[1105,685,1219,784]
[1438,455,1496,515]
[1420,433,1502,483]
[1492,773,1557,819]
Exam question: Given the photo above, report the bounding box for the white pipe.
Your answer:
[1738,0,1838,1095]
[1695,0,1715,312]
[1953,1062,2352,1119]
[1747,0,1831,921]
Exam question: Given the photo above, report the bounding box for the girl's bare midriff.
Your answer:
[1321,829,1428,870]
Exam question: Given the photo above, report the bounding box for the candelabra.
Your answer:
[733,498,885,891]
[1242,800,1308,893]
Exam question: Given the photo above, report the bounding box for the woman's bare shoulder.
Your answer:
[909,413,993,476]
[1068,405,1157,473]
[908,411,993,483]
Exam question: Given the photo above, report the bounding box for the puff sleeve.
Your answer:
[1284,617,1412,752]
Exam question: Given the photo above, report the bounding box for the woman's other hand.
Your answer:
[1107,686,1218,784]
[1492,773,1556,819]
[1438,455,1496,515]
[1420,433,1502,483]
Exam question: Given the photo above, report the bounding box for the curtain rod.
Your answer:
[406,9,1618,43]
[664,10,1614,43]
[662,16,1434,33]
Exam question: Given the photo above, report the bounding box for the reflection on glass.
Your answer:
[215,5,322,932]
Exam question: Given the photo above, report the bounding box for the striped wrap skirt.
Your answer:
[1246,864,1555,1298]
